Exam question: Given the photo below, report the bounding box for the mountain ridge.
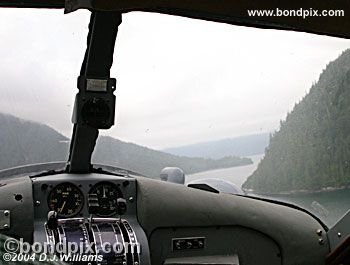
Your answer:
[0,113,252,177]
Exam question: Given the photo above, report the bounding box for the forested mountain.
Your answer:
[243,50,350,194]
[163,133,269,158]
[0,113,69,169]
[0,113,252,177]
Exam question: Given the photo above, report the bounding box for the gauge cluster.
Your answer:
[46,181,124,218]
[32,174,137,220]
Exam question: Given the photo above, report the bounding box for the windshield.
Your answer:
[1,9,350,227]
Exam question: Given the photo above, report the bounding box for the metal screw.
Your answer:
[3,224,9,229]
[35,201,41,206]
[134,262,139,265]
[129,197,134,203]
[319,238,324,245]
[338,232,342,237]
[4,210,9,216]
[316,229,322,236]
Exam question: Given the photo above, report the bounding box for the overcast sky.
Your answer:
[0,9,349,149]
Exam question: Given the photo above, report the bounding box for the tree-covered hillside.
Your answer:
[243,50,350,194]
[0,114,69,169]
[0,113,252,177]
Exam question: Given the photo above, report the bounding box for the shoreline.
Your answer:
[244,185,350,196]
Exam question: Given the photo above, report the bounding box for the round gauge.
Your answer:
[48,182,84,218]
[89,182,122,217]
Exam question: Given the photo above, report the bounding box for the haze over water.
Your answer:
[186,154,264,187]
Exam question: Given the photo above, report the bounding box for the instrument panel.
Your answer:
[32,174,135,219]
[46,181,123,218]
[30,173,151,265]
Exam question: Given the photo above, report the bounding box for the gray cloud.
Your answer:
[0,9,349,149]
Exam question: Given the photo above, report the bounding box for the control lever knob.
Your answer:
[88,194,100,215]
[47,211,58,230]
[116,198,127,215]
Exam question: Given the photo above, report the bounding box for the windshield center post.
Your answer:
[67,11,122,173]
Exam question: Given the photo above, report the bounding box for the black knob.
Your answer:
[116,198,127,215]
[47,211,58,230]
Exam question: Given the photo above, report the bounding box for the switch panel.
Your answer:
[172,237,205,251]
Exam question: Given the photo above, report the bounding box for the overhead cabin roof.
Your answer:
[0,0,349,39]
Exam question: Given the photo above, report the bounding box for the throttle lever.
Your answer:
[47,211,58,230]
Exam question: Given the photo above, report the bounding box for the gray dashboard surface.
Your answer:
[327,209,350,250]
[0,176,33,242]
[136,177,329,265]
[150,226,281,265]
[164,254,240,265]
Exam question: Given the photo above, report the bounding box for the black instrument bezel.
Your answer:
[47,182,85,218]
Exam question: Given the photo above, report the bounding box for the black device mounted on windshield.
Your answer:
[72,76,116,129]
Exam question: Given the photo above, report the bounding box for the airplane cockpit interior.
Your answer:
[0,1,349,265]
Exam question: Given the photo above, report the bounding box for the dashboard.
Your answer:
[0,166,333,265]
[32,173,150,265]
